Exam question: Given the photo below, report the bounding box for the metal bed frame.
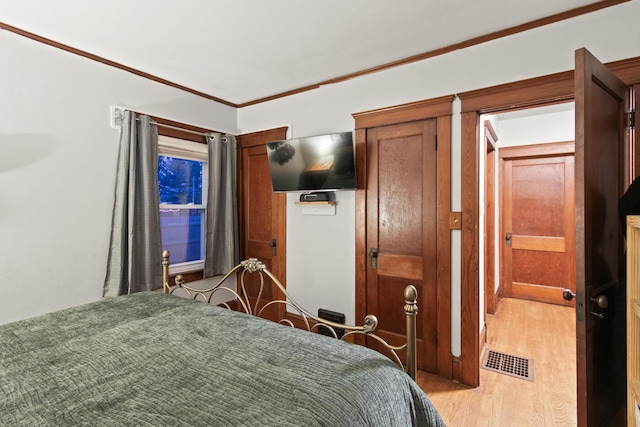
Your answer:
[162,250,418,380]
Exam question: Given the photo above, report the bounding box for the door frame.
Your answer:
[457,55,640,388]
[352,96,455,379]
[484,121,498,315]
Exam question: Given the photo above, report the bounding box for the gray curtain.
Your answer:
[103,111,162,296]
[204,133,239,277]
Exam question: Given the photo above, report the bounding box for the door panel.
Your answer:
[502,150,575,306]
[574,47,628,426]
[378,254,423,280]
[366,120,438,372]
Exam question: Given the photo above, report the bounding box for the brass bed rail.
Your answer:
[161,250,418,380]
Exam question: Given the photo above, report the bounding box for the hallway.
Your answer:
[417,298,576,426]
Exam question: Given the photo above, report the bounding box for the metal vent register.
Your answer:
[481,349,534,381]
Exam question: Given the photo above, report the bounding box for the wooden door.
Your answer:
[500,143,575,306]
[574,47,629,426]
[365,119,438,372]
[239,128,287,321]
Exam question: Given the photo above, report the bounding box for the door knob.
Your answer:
[562,289,576,301]
[269,239,277,256]
[590,294,608,309]
[368,248,378,269]
[505,232,512,246]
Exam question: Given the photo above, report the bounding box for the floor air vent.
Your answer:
[481,349,534,382]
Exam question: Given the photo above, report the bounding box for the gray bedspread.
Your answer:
[0,292,444,426]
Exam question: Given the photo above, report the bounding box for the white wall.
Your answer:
[494,103,575,148]
[238,1,640,352]
[0,30,237,324]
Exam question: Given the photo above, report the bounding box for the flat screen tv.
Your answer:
[266,131,357,192]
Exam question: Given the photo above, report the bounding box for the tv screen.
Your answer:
[266,131,357,192]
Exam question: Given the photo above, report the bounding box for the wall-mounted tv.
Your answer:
[266,131,357,192]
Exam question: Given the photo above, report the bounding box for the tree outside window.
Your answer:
[158,155,206,267]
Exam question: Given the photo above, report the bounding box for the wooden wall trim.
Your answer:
[154,116,224,143]
[608,56,640,85]
[436,115,453,379]
[354,128,368,346]
[124,108,225,143]
[484,120,498,152]
[239,0,629,107]
[458,55,640,115]
[479,323,487,360]
[0,21,238,108]
[499,140,575,160]
[2,1,631,109]
[451,356,462,383]
[458,71,575,114]
[237,126,289,148]
[484,121,497,316]
[460,110,480,387]
[353,96,454,129]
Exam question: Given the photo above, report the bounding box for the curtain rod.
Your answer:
[111,106,232,138]
[147,120,213,138]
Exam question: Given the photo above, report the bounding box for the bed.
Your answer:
[0,252,444,426]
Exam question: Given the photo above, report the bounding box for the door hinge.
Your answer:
[626,110,635,129]
[435,135,438,151]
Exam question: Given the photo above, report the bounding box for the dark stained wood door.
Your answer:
[574,47,629,426]
[501,143,575,306]
[365,120,438,372]
[239,128,287,321]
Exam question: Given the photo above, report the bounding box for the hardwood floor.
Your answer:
[417,298,577,426]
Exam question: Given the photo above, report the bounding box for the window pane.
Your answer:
[160,208,205,263]
[158,156,203,204]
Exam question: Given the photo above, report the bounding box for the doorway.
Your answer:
[458,52,637,426]
[481,103,576,309]
[479,105,577,405]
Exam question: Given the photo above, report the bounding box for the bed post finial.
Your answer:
[162,250,170,293]
[404,285,418,380]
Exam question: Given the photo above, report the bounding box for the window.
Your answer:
[158,136,208,273]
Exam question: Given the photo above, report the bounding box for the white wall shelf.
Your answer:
[294,201,337,206]
[295,201,337,215]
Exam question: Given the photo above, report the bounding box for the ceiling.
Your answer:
[0,0,615,106]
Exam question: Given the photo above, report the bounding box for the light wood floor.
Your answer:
[417,298,577,426]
